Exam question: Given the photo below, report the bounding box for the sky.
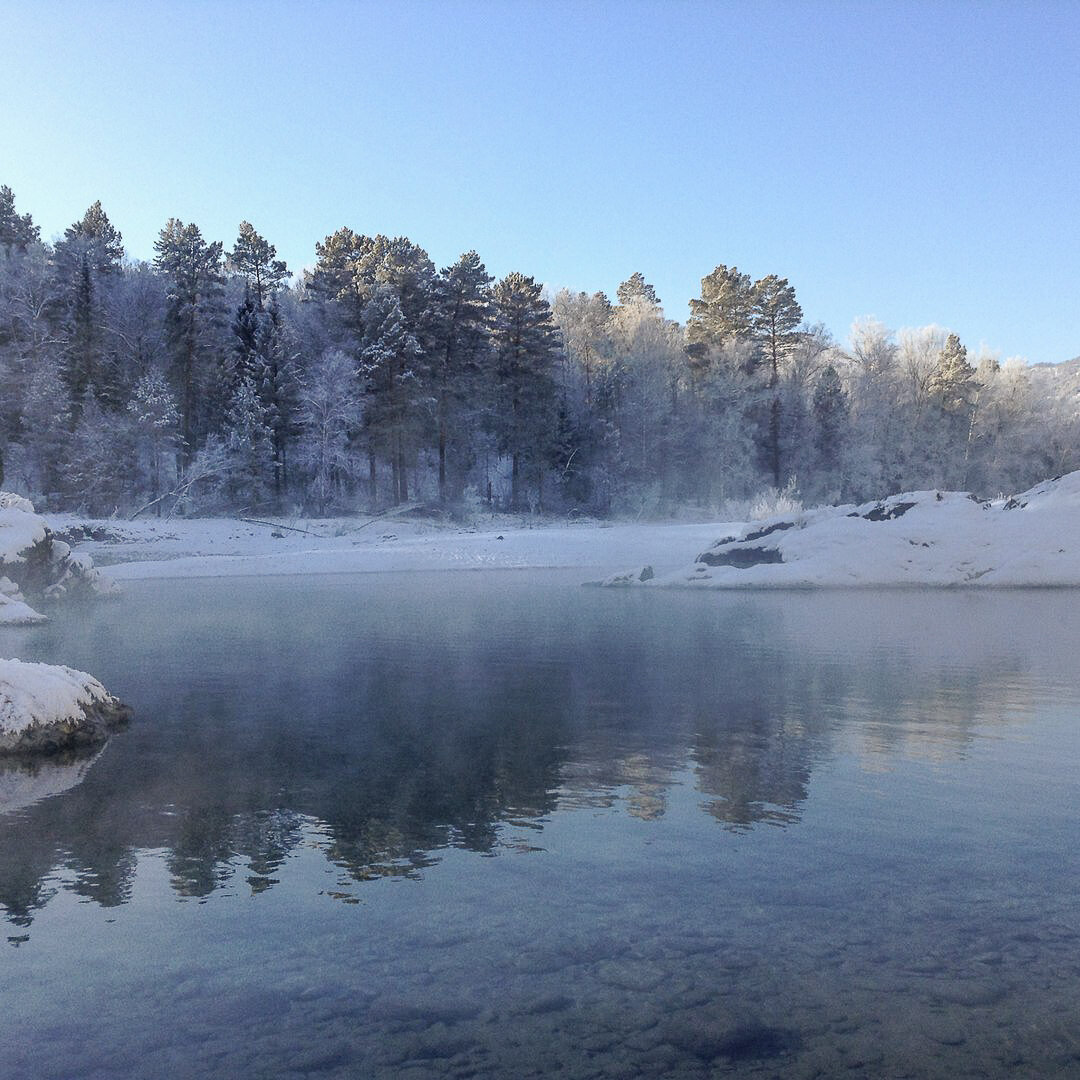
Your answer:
[2,0,1078,364]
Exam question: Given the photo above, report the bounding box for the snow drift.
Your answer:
[602,472,1080,589]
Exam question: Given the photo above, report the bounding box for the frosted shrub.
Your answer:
[748,477,803,521]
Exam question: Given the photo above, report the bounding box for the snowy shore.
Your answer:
[35,470,1080,591]
[55,515,731,583]
[603,472,1080,589]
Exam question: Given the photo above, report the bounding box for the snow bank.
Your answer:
[603,472,1080,589]
[0,495,115,621]
[0,658,130,754]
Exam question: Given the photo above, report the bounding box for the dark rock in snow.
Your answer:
[697,546,784,568]
[862,501,916,522]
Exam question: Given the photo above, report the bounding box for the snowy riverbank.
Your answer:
[604,472,1080,589]
[52,514,732,582]
[40,470,1080,590]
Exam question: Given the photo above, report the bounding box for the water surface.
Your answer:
[2,572,1079,1078]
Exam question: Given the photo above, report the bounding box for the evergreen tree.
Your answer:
[686,265,754,369]
[489,272,562,511]
[0,186,39,252]
[751,274,803,486]
[231,284,262,386]
[928,333,975,412]
[60,201,124,275]
[256,295,299,497]
[153,219,225,461]
[616,272,660,310]
[360,287,426,504]
[227,222,288,308]
[54,201,125,409]
[431,251,493,502]
[812,363,849,488]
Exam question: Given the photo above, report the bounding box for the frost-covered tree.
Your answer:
[18,358,71,497]
[0,185,39,252]
[223,376,274,507]
[65,394,133,515]
[360,287,426,504]
[128,368,180,515]
[297,349,361,513]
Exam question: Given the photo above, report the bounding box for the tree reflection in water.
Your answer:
[0,575,1071,927]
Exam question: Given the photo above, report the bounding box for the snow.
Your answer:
[39,471,1080,591]
[0,659,115,739]
[611,472,1080,589]
[0,505,47,565]
[51,515,731,582]
[0,594,48,626]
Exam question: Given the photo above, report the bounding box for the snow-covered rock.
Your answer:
[604,472,1080,589]
[0,494,115,621]
[0,658,131,754]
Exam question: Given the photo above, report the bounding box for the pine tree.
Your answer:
[153,219,225,461]
[489,272,562,511]
[227,222,288,308]
[60,201,124,275]
[54,201,125,410]
[360,287,426,504]
[751,274,803,486]
[928,333,975,412]
[616,272,660,310]
[256,295,299,497]
[686,265,754,370]
[431,251,493,502]
[812,364,849,485]
[0,186,39,252]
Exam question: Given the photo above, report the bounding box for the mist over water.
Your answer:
[2,573,1079,1078]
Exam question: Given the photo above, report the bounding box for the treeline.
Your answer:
[0,183,1075,518]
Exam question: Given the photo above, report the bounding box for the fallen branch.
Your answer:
[239,517,318,535]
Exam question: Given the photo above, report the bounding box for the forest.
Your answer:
[1,183,1076,520]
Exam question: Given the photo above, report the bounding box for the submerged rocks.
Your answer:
[0,658,131,755]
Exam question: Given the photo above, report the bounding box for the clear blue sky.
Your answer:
[3,0,1078,363]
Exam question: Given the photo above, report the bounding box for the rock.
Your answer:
[0,495,116,614]
[598,565,656,586]
[697,545,784,568]
[0,658,131,755]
